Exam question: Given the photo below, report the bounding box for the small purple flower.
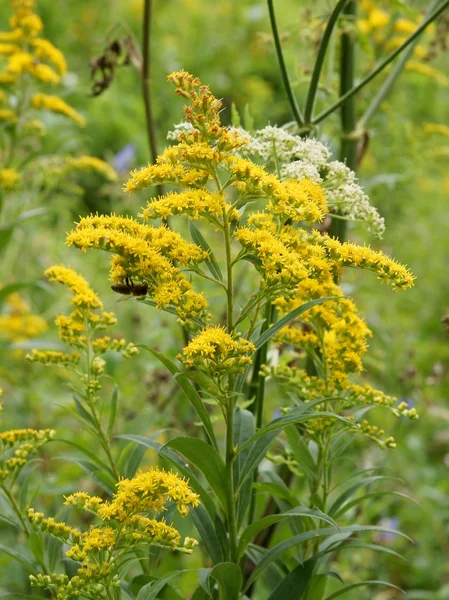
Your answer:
[272,409,283,420]
[113,143,136,173]
[376,517,399,543]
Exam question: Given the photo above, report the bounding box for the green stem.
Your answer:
[1,484,30,535]
[357,0,440,130]
[267,0,304,127]
[225,401,238,563]
[330,0,357,243]
[142,0,164,197]
[313,0,449,125]
[246,302,272,527]
[223,209,234,331]
[304,0,350,123]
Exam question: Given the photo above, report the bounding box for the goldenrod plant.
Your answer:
[26,71,415,598]
[0,0,447,596]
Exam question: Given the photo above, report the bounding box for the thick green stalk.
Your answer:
[304,0,350,123]
[142,0,164,199]
[313,0,449,125]
[330,0,357,243]
[246,302,272,529]
[267,0,304,127]
[225,401,238,563]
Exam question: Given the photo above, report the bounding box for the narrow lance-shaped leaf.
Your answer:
[162,437,230,515]
[189,220,223,282]
[254,297,339,350]
[324,580,404,600]
[237,507,339,560]
[139,346,218,449]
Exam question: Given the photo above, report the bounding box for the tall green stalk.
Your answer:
[330,0,357,243]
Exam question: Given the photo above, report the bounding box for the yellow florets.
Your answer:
[45,265,103,309]
[0,167,20,189]
[67,155,118,181]
[31,93,85,126]
[181,326,255,377]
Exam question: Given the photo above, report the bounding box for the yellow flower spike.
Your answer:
[0,168,21,189]
[26,349,80,366]
[67,156,118,182]
[31,93,85,126]
[0,72,16,84]
[0,108,17,123]
[125,160,210,193]
[235,226,308,291]
[181,326,255,377]
[141,189,226,222]
[31,38,67,76]
[322,237,415,289]
[0,42,21,55]
[45,265,103,309]
[98,468,200,521]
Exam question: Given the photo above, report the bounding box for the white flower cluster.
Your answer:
[166,121,195,141]
[238,126,385,238]
[323,161,385,238]
[166,124,385,238]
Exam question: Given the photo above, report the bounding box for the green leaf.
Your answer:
[57,456,115,493]
[54,438,114,477]
[324,580,404,599]
[267,560,315,600]
[285,425,318,483]
[328,476,402,517]
[244,525,411,591]
[137,570,193,600]
[0,543,36,573]
[237,399,343,456]
[303,574,327,600]
[107,384,118,438]
[233,408,255,527]
[333,490,417,519]
[47,536,63,572]
[209,563,243,600]
[252,482,297,507]
[231,103,241,127]
[254,297,339,350]
[28,532,45,565]
[124,442,147,479]
[237,507,339,560]
[72,395,97,428]
[191,504,225,564]
[189,221,223,282]
[162,437,229,514]
[139,346,217,449]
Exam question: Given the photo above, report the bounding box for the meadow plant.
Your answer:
[25,71,417,597]
[1,0,447,595]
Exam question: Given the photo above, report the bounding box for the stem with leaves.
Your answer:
[267,0,304,128]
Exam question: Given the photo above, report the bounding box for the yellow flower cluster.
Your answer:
[31,93,85,126]
[228,156,327,223]
[0,167,20,189]
[0,292,47,343]
[181,326,255,378]
[30,468,199,597]
[66,156,118,182]
[67,214,209,322]
[0,428,54,481]
[26,266,138,386]
[0,0,85,131]
[321,237,415,289]
[141,189,228,222]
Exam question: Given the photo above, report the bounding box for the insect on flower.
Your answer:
[111,277,148,297]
